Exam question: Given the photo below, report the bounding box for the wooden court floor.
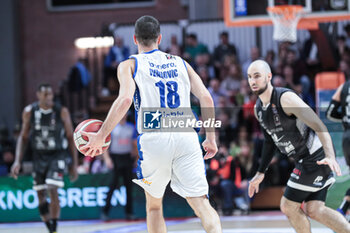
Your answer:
[0,211,332,233]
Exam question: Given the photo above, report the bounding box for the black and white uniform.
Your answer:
[326,80,350,166]
[256,87,335,203]
[340,81,350,165]
[30,102,68,191]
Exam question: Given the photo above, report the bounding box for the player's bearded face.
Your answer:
[255,78,268,95]
[249,74,268,95]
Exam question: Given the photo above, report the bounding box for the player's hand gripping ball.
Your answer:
[73,119,111,156]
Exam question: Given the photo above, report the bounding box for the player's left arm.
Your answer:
[326,84,343,122]
[281,92,341,176]
[61,107,78,182]
[81,59,136,157]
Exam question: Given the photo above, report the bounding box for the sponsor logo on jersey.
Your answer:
[165,54,175,60]
[141,178,152,186]
[313,176,323,186]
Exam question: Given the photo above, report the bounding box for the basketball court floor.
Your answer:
[0,211,332,233]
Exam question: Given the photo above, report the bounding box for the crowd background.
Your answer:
[1,11,350,215]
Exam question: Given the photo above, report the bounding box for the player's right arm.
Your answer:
[81,59,136,157]
[11,105,31,179]
[326,84,343,122]
[185,60,217,160]
[248,105,275,198]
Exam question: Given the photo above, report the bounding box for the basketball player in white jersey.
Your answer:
[80,15,222,233]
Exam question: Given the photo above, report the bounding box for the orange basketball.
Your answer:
[73,119,111,156]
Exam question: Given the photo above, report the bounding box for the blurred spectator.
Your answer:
[183,33,209,66]
[213,31,237,77]
[265,50,276,74]
[340,59,350,79]
[90,156,109,174]
[242,47,262,78]
[217,112,236,148]
[68,58,91,93]
[67,57,91,117]
[103,36,130,95]
[208,79,226,107]
[301,36,321,78]
[0,149,15,176]
[272,75,286,88]
[101,114,137,221]
[195,54,215,78]
[0,126,16,176]
[277,41,292,65]
[285,49,308,79]
[166,35,182,56]
[335,36,349,65]
[220,63,242,96]
[282,65,298,91]
[209,146,250,216]
[344,24,350,48]
[197,66,211,87]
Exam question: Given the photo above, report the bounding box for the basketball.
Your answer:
[73,119,111,155]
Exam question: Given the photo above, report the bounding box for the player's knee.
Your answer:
[280,202,295,217]
[38,202,49,216]
[280,202,289,216]
[305,205,322,220]
[146,202,162,213]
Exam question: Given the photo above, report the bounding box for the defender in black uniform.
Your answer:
[11,84,78,233]
[247,60,350,233]
[326,77,350,219]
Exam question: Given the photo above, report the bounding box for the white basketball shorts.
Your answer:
[132,131,208,199]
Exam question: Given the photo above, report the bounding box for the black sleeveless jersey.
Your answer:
[340,80,350,130]
[256,87,322,161]
[30,102,67,154]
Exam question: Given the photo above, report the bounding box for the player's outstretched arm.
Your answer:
[248,105,274,197]
[185,60,217,159]
[281,91,341,176]
[326,84,343,122]
[81,59,136,157]
[11,106,31,179]
[61,107,78,182]
[248,172,265,198]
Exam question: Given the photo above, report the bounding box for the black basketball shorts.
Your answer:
[32,152,66,191]
[283,149,335,203]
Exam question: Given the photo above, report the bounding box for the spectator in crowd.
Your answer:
[217,111,236,148]
[213,31,237,77]
[101,114,137,221]
[0,127,15,176]
[220,63,242,96]
[335,36,349,65]
[242,47,261,78]
[67,57,91,119]
[103,36,130,95]
[0,148,15,176]
[344,24,350,48]
[183,33,209,66]
[301,36,322,78]
[208,79,226,107]
[166,35,182,56]
[265,50,276,74]
[209,145,250,216]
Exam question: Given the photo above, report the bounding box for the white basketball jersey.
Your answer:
[130,49,191,133]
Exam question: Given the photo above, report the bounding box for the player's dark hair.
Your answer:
[37,83,52,92]
[135,15,160,47]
